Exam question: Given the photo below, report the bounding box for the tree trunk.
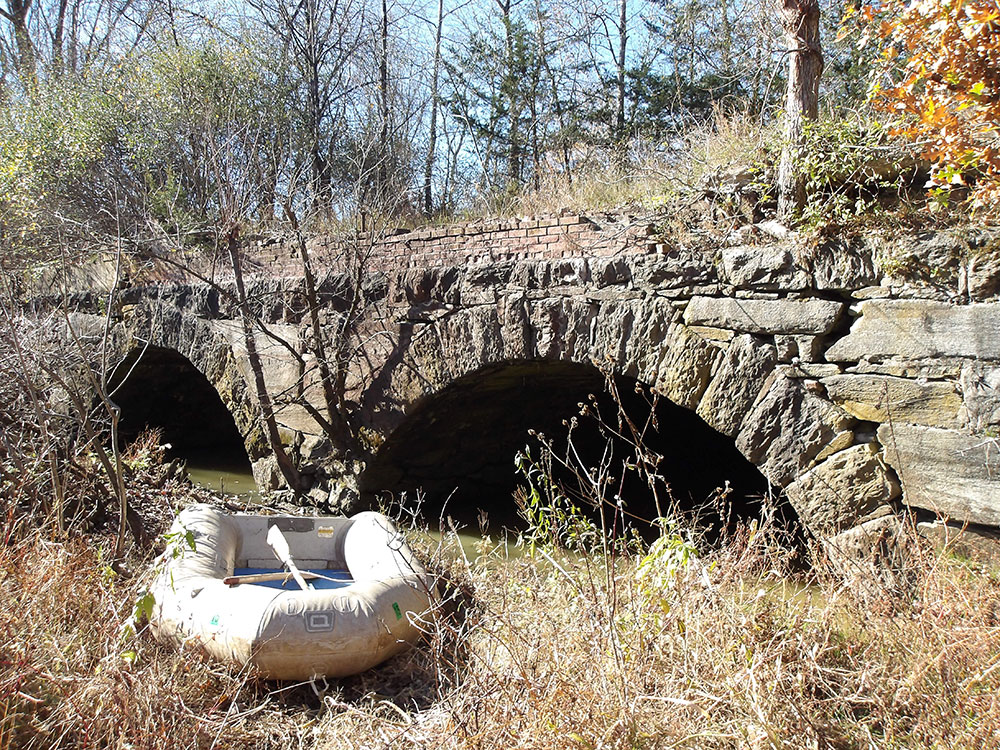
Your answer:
[1,0,37,83]
[614,0,627,165]
[776,0,823,221]
[226,229,302,493]
[423,0,444,215]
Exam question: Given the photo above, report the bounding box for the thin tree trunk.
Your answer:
[226,229,302,493]
[776,0,823,221]
[284,205,354,455]
[1,0,37,83]
[614,0,627,165]
[378,0,390,207]
[52,0,68,73]
[423,0,445,216]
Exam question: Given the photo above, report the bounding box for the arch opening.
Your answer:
[106,346,251,471]
[361,361,786,538]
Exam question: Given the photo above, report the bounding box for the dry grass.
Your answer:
[466,111,780,221]
[4,501,1000,749]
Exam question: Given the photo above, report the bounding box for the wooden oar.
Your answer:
[223,570,320,586]
[266,525,313,591]
[223,569,345,587]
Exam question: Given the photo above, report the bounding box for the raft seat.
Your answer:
[231,567,354,590]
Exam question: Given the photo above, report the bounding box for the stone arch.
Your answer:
[107,344,251,469]
[359,358,775,532]
[118,292,264,465]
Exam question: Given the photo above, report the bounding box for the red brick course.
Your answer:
[143,213,652,283]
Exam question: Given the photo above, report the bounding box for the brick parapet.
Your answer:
[251,213,650,280]
[119,213,652,284]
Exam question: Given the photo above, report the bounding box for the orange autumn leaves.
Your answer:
[857,0,1000,216]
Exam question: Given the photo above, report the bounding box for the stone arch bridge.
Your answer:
[52,213,1000,553]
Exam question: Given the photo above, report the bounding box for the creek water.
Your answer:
[186,463,258,496]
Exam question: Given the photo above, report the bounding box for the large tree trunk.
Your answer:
[776,0,823,221]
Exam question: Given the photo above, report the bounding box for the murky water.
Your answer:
[186,463,258,495]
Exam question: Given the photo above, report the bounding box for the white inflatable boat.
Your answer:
[149,504,435,680]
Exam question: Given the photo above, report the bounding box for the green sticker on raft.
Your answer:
[210,614,220,626]
[392,602,402,621]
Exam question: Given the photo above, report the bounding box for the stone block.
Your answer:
[688,325,735,343]
[784,443,901,535]
[779,363,843,379]
[917,520,1000,568]
[653,324,721,410]
[810,238,880,291]
[684,296,844,335]
[696,334,777,437]
[631,251,716,290]
[825,300,1000,362]
[961,362,1000,432]
[775,334,823,363]
[821,374,963,428]
[719,243,810,290]
[735,375,855,486]
[877,423,1000,526]
[775,334,797,362]
[822,513,901,569]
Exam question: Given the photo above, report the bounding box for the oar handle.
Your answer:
[266,525,312,591]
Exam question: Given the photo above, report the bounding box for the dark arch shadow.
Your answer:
[360,360,790,539]
[106,346,251,470]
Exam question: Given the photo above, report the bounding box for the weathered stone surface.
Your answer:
[810,238,880,291]
[697,335,776,436]
[630,249,716,289]
[822,513,900,569]
[821,374,963,428]
[591,257,632,287]
[917,520,1000,568]
[877,424,1000,526]
[814,429,856,463]
[686,325,735,342]
[619,297,681,382]
[826,300,1000,362]
[683,296,844,335]
[775,334,823,363]
[252,455,282,492]
[653,324,720,410]
[718,244,810,290]
[966,246,1000,300]
[774,335,797,362]
[779,362,842,379]
[848,358,964,379]
[735,375,855,486]
[962,362,1000,432]
[784,444,901,534]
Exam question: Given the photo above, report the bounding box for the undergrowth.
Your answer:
[4,471,1000,748]
[3,382,999,748]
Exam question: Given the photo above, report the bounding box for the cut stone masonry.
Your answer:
[46,213,1000,559]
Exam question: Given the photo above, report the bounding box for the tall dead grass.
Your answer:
[482,111,779,220]
[3,501,999,749]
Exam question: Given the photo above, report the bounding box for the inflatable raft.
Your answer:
[149,504,435,680]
